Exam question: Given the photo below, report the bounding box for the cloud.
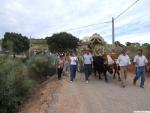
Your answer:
[0,0,150,44]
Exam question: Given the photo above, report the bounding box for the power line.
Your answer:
[57,0,142,32]
[34,0,142,37]
[115,0,141,20]
[54,0,141,32]
[62,20,111,32]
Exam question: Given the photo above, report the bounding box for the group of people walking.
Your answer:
[57,50,93,83]
[56,48,148,88]
[117,49,148,88]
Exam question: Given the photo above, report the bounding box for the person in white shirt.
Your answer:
[133,49,148,88]
[69,52,78,82]
[117,49,131,88]
[83,49,93,83]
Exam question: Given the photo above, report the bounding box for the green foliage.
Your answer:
[0,60,36,113]
[46,32,79,52]
[0,54,56,113]
[2,32,29,54]
[126,42,131,46]
[114,41,125,47]
[0,55,7,64]
[125,42,140,48]
[26,56,56,82]
[125,42,150,59]
[142,43,150,49]
[109,41,125,55]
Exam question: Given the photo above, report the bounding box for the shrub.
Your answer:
[26,55,56,82]
[0,55,7,64]
[0,60,36,113]
[0,55,56,113]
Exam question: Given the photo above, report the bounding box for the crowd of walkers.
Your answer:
[56,48,148,88]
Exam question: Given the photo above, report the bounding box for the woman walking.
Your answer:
[57,55,64,80]
[69,52,78,82]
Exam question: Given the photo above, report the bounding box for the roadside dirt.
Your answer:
[20,76,62,113]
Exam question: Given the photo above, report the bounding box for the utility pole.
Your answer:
[112,17,115,45]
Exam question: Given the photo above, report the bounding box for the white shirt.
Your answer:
[70,56,77,65]
[107,55,114,65]
[134,55,148,67]
[83,54,93,64]
[117,54,131,66]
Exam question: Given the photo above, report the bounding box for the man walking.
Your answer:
[117,49,131,88]
[83,49,93,83]
[133,49,148,88]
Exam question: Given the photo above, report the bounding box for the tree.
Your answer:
[46,32,79,52]
[142,43,150,49]
[2,32,29,57]
[114,41,125,47]
[126,42,131,46]
[114,41,120,46]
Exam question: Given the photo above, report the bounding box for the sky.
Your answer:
[0,0,150,44]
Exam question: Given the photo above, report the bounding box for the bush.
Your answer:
[0,55,7,64]
[0,60,36,113]
[26,56,56,82]
[0,55,56,113]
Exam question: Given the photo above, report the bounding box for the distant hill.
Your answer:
[31,39,47,44]
[31,39,48,50]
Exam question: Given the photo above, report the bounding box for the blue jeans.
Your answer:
[135,67,137,76]
[84,64,92,80]
[135,66,146,86]
[70,65,77,81]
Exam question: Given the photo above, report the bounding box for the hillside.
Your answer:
[31,39,48,50]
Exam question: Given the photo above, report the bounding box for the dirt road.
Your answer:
[47,73,150,113]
